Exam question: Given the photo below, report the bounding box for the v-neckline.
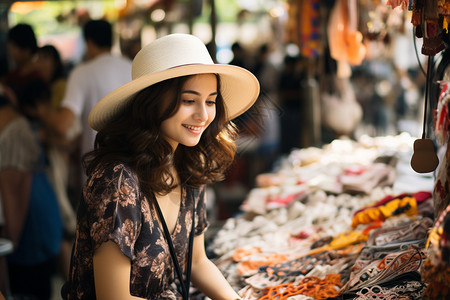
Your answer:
[154,184,184,237]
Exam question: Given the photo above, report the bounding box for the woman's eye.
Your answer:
[206,101,216,106]
[182,99,195,104]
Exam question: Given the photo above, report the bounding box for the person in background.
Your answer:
[278,54,305,154]
[61,33,259,300]
[38,19,132,183]
[35,44,77,281]
[35,45,67,109]
[237,43,280,184]
[0,79,63,300]
[230,41,249,69]
[1,23,40,104]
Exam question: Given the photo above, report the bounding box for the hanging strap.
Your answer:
[154,189,195,300]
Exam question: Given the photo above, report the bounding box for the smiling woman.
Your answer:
[61,33,259,300]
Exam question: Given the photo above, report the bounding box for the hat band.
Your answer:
[167,63,206,70]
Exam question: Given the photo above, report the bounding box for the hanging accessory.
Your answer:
[154,190,196,300]
[410,55,440,173]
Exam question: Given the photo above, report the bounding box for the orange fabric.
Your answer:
[351,197,418,228]
[237,253,289,276]
[258,274,342,300]
[344,31,366,65]
[362,220,383,235]
[307,245,332,256]
[307,230,368,256]
[298,0,320,58]
[327,0,366,66]
[233,247,262,262]
[329,231,368,249]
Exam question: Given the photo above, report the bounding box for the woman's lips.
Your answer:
[183,124,203,134]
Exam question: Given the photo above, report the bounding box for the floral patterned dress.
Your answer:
[62,163,209,299]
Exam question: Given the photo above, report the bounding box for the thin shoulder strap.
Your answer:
[153,187,196,300]
[186,188,196,290]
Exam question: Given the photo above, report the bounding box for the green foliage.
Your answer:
[9,0,117,38]
[196,0,241,24]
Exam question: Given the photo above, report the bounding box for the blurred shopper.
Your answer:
[278,54,304,154]
[35,45,67,109]
[252,43,281,156]
[226,43,280,192]
[38,19,132,182]
[225,42,259,192]
[1,23,40,104]
[248,44,281,177]
[35,44,77,281]
[0,79,63,300]
[61,33,259,300]
[230,41,249,69]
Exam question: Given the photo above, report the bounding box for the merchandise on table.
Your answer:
[208,134,436,299]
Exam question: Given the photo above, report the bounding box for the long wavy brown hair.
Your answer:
[83,74,238,197]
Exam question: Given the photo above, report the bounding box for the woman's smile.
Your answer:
[182,124,204,134]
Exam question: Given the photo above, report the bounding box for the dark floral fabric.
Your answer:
[62,163,209,300]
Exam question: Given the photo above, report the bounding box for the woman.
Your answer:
[35,44,67,109]
[62,33,260,299]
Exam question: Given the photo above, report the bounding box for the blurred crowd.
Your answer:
[0,18,132,299]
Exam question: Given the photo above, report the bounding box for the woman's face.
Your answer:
[161,74,217,150]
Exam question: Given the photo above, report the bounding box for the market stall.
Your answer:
[206,1,450,299]
[209,133,435,299]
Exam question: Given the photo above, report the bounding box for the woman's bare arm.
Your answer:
[190,234,241,300]
[93,241,146,300]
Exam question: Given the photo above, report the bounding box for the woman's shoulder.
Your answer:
[84,162,143,208]
[183,184,206,200]
[102,161,134,173]
[87,162,139,189]
[184,183,205,191]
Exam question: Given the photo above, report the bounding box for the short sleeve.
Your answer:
[194,185,209,235]
[0,118,39,172]
[84,164,142,259]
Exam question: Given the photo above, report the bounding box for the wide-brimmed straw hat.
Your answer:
[88,33,260,131]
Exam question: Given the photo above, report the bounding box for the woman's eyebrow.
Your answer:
[182,90,218,96]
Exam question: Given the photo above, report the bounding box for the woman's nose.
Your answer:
[194,103,208,121]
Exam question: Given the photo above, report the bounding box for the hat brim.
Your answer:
[88,64,260,131]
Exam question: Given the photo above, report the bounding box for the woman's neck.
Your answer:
[167,165,179,185]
